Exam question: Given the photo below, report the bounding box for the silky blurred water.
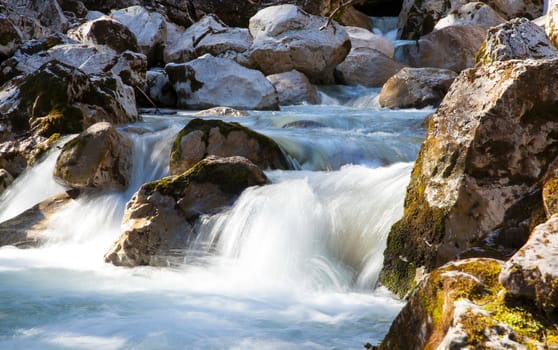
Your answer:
[0,87,431,349]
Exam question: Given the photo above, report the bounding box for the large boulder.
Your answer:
[395,25,486,72]
[164,15,252,66]
[145,70,177,107]
[53,122,132,190]
[104,156,268,267]
[548,0,558,48]
[379,67,458,108]
[397,0,544,40]
[0,60,139,142]
[0,0,69,38]
[110,6,167,67]
[0,15,22,60]
[0,191,77,248]
[67,16,139,54]
[380,57,558,297]
[500,216,558,314]
[335,47,405,87]
[344,25,394,57]
[165,55,279,110]
[169,118,291,176]
[266,70,319,105]
[380,258,558,349]
[434,2,506,30]
[248,5,351,84]
[476,17,558,65]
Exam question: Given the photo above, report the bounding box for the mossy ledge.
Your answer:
[380,259,558,349]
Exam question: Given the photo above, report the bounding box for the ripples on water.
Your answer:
[0,86,432,349]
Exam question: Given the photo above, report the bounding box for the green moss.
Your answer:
[170,118,290,172]
[475,41,490,66]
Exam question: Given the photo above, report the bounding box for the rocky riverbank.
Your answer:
[1,0,558,348]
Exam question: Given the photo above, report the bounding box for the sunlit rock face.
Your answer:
[380,258,558,350]
[104,156,269,267]
[381,57,558,297]
[476,17,558,65]
[169,118,291,176]
[53,122,132,190]
[248,4,351,84]
[165,55,279,111]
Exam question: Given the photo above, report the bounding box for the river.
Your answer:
[0,86,430,349]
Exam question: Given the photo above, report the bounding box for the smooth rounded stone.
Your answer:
[164,15,252,66]
[435,2,506,30]
[335,47,406,87]
[0,60,139,141]
[165,55,279,111]
[67,16,139,53]
[0,168,14,194]
[548,0,558,47]
[0,15,22,60]
[249,4,351,84]
[145,70,176,108]
[104,156,269,267]
[477,17,558,65]
[500,216,558,314]
[110,6,167,67]
[193,107,248,117]
[380,258,556,349]
[169,118,291,176]
[397,0,544,40]
[282,120,326,128]
[53,122,132,190]
[379,67,457,108]
[380,58,558,298]
[395,25,486,72]
[266,70,319,105]
[344,26,394,57]
[0,191,77,248]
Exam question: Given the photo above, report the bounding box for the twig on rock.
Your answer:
[319,0,362,31]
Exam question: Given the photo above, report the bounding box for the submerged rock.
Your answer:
[104,156,268,267]
[379,67,457,108]
[169,118,290,176]
[192,107,248,118]
[248,4,351,84]
[380,258,558,349]
[266,70,319,105]
[476,17,558,65]
[380,57,558,297]
[0,191,77,248]
[53,122,132,190]
[165,55,279,111]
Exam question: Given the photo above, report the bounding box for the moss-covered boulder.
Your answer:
[0,60,139,141]
[380,258,558,349]
[379,67,457,109]
[104,156,268,267]
[53,122,132,190]
[380,57,558,297]
[500,216,558,314]
[476,18,558,66]
[0,191,77,248]
[169,118,291,176]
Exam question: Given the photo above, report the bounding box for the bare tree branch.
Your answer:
[319,0,363,31]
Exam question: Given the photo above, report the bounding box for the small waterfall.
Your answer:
[192,163,412,291]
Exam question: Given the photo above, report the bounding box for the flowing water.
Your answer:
[0,87,431,349]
